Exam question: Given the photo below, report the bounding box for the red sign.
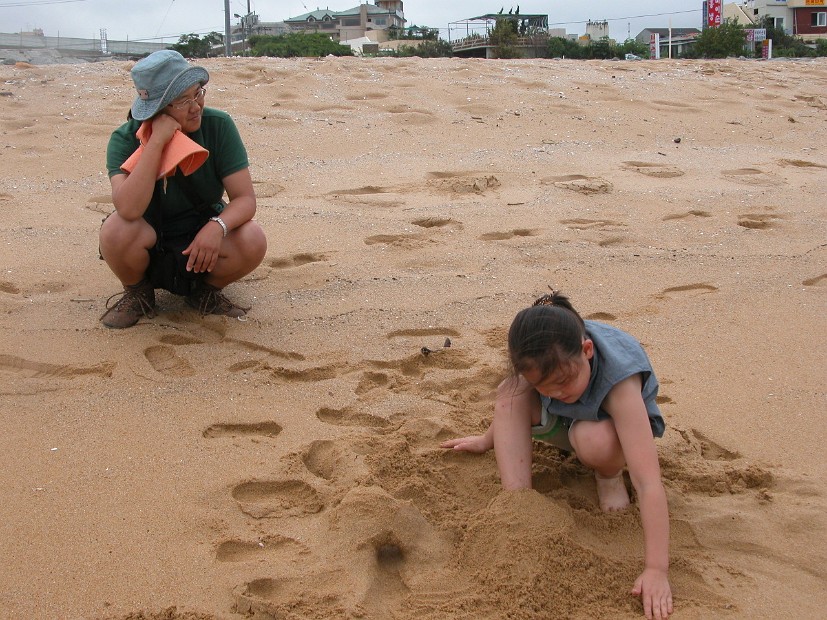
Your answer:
[707,0,722,28]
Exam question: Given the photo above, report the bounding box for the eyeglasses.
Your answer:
[168,87,206,110]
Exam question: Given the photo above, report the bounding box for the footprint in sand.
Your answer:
[690,429,740,461]
[364,233,426,247]
[622,161,685,178]
[268,252,328,269]
[231,479,324,518]
[721,168,782,186]
[777,158,827,170]
[234,573,346,618]
[663,210,712,221]
[802,273,827,287]
[584,312,617,321]
[478,229,539,241]
[144,344,194,377]
[426,173,501,195]
[355,371,391,395]
[654,283,718,300]
[596,235,626,247]
[316,406,390,428]
[560,218,625,231]
[202,421,282,439]
[411,216,460,229]
[737,213,783,230]
[543,174,612,194]
[302,439,369,482]
[215,534,307,563]
[0,354,114,379]
[0,280,20,294]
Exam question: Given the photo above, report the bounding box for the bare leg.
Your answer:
[203,220,267,289]
[569,419,630,511]
[98,213,156,286]
[492,376,539,490]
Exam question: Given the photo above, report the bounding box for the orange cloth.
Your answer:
[120,121,208,179]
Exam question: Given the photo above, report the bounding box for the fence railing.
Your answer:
[0,32,167,56]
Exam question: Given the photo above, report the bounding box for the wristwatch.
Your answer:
[209,216,228,237]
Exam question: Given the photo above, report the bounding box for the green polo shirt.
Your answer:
[106,108,249,237]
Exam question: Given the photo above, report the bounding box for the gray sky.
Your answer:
[1,0,702,44]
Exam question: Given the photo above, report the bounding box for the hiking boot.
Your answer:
[186,282,249,318]
[100,279,156,329]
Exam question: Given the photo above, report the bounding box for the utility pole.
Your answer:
[224,0,231,56]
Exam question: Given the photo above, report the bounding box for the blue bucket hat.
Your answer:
[130,50,209,121]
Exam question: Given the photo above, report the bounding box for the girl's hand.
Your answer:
[440,435,493,454]
[631,568,673,619]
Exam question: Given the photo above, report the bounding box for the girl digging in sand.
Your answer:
[441,290,673,620]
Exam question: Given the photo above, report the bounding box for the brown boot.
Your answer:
[100,279,156,329]
[186,282,249,318]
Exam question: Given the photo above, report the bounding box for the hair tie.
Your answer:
[532,288,557,307]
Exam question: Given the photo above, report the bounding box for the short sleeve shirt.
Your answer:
[540,321,665,437]
[106,107,249,237]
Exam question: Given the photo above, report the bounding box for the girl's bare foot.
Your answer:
[595,471,630,512]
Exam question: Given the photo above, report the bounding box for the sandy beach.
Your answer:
[0,55,825,619]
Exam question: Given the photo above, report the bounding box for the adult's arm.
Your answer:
[110,114,181,220]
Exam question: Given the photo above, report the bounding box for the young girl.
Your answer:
[441,290,673,620]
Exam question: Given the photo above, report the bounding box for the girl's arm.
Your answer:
[603,375,673,620]
[440,376,538,491]
[440,423,494,453]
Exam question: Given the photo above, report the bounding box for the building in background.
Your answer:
[283,1,406,43]
[723,1,827,40]
[636,27,701,56]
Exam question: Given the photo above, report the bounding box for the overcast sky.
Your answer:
[1,0,703,43]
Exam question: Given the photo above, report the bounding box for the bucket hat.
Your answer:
[130,50,209,121]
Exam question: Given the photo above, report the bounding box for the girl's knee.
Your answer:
[570,420,623,467]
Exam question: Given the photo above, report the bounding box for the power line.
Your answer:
[548,9,702,27]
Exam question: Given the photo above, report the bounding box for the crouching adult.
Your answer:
[100,50,266,328]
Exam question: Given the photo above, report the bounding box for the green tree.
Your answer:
[489,17,519,58]
[693,18,747,58]
[816,39,827,56]
[756,16,814,57]
[588,37,614,59]
[247,33,354,57]
[171,32,223,58]
[394,39,453,57]
[616,37,649,58]
[547,36,584,59]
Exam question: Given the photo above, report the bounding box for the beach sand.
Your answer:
[0,56,825,619]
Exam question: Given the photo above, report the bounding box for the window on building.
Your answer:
[773,17,784,30]
[812,12,827,27]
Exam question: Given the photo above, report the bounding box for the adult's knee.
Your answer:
[99,213,154,247]
[236,221,267,263]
